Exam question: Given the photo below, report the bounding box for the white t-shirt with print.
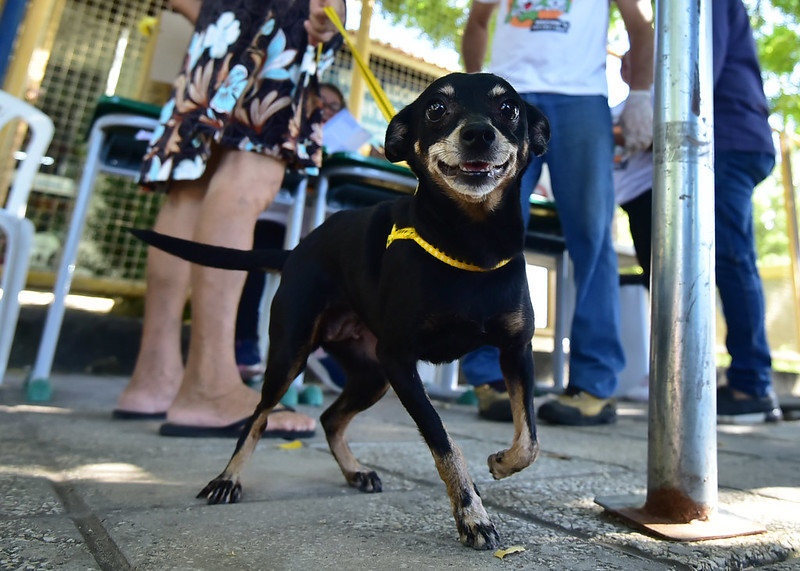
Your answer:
[478,0,610,97]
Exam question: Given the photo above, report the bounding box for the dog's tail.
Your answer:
[130,228,289,272]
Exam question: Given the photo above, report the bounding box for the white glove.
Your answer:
[619,90,653,155]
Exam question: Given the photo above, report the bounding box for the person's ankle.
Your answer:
[116,387,175,413]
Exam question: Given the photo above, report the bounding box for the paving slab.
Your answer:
[0,515,97,570]
[1,371,799,570]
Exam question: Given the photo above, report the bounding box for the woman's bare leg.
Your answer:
[166,149,315,432]
[115,182,205,414]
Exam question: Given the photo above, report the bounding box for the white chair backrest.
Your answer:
[0,90,55,218]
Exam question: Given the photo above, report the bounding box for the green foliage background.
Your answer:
[747,0,800,132]
[376,0,471,47]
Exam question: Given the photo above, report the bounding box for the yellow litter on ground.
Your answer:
[494,545,525,560]
[278,440,304,450]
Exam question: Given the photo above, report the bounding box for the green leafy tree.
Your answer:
[747,0,800,133]
[745,1,800,267]
[376,0,471,48]
[753,163,794,266]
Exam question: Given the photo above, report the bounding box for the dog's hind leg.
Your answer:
[197,348,311,503]
[197,405,273,504]
[198,295,326,505]
[379,353,500,550]
[488,342,540,479]
[320,339,389,493]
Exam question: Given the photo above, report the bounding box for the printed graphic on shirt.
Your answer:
[506,0,572,32]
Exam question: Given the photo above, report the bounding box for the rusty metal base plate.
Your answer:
[595,494,767,541]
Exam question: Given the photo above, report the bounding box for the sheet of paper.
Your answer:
[322,109,374,153]
[149,11,194,84]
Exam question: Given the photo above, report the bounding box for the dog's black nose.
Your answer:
[461,122,496,150]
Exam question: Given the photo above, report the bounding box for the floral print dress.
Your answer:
[140,0,343,190]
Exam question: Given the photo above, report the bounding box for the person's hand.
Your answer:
[305,0,345,45]
[619,90,653,155]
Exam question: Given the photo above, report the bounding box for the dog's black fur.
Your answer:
[133,72,550,550]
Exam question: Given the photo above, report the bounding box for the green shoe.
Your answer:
[537,390,616,426]
[280,385,300,408]
[457,389,479,406]
[299,384,324,407]
[474,384,513,422]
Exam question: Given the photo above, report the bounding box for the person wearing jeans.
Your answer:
[601,0,780,421]
[714,150,777,418]
[461,0,655,424]
[461,94,626,416]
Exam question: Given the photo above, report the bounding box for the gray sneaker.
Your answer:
[537,390,617,426]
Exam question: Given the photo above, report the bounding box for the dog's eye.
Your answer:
[500,100,520,121]
[426,100,447,122]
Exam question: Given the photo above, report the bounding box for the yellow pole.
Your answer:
[1,0,61,97]
[348,0,374,122]
[0,0,62,205]
[779,130,800,351]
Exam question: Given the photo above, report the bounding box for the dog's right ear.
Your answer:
[384,105,415,163]
[525,102,550,157]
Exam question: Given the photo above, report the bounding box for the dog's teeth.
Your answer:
[462,162,490,172]
[437,161,457,176]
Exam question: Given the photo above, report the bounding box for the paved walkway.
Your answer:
[1,371,799,570]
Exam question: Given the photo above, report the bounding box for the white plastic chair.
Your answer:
[27,112,160,400]
[0,90,54,385]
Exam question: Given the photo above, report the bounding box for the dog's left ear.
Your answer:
[384,105,415,163]
[525,103,550,157]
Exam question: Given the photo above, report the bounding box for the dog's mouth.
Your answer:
[437,160,509,179]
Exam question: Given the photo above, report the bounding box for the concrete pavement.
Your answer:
[1,369,799,570]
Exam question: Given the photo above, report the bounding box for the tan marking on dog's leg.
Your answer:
[198,407,272,503]
[488,382,540,479]
[321,378,388,493]
[202,347,312,504]
[502,311,527,337]
[327,420,380,491]
[324,408,366,474]
[224,408,271,476]
[433,440,499,549]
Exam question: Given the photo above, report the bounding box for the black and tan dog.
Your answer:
[134,72,550,550]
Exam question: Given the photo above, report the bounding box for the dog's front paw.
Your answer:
[456,510,500,550]
[348,470,382,493]
[197,476,242,504]
[488,440,540,480]
[488,449,517,480]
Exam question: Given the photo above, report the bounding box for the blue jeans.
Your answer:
[461,94,625,398]
[716,150,775,398]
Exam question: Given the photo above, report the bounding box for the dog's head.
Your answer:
[385,73,549,208]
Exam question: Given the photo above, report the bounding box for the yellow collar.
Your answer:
[386,224,511,272]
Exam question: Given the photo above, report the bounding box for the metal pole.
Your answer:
[597,0,765,540]
[646,0,717,521]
